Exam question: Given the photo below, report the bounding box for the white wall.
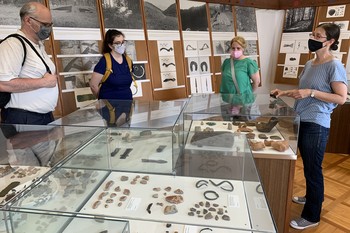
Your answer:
[255,9,298,93]
[255,9,297,106]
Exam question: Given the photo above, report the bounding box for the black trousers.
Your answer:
[1,108,54,125]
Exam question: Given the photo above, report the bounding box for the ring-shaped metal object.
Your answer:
[199,228,213,233]
[196,180,209,189]
[203,190,219,201]
[209,180,234,192]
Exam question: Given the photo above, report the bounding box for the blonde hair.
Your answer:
[230,36,246,49]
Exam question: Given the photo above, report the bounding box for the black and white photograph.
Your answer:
[74,87,96,108]
[102,0,143,29]
[132,64,146,80]
[64,73,92,90]
[213,41,226,55]
[49,0,99,28]
[58,40,100,55]
[0,0,41,26]
[209,3,234,32]
[125,40,137,61]
[60,56,100,73]
[190,76,202,94]
[283,7,316,33]
[180,0,208,31]
[235,6,257,32]
[244,40,258,56]
[144,0,178,31]
[334,20,349,31]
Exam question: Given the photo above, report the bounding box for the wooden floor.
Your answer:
[289,153,350,233]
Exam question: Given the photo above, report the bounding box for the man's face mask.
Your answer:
[29,17,52,40]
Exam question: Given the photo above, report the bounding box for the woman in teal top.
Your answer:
[220,36,260,105]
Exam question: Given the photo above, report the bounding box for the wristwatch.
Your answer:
[310,89,316,98]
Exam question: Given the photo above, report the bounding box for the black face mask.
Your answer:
[308,39,324,52]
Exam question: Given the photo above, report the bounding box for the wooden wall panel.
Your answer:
[153,88,187,101]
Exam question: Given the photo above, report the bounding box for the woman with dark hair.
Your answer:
[271,23,348,230]
[90,29,134,126]
[90,29,133,100]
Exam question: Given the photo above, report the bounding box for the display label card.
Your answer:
[184,225,198,233]
[228,194,240,208]
[254,197,268,209]
[125,197,141,211]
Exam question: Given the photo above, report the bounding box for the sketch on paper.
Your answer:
[125,40,137,61]
[161,72,177,88]
[326,5,346,18]
[190,76,202,94]
[284,54,300,66]
[183,41,198,57]
[283,66,299,79]
[209,3,234,32]
[144,0,178,30]
[283,7,316,32]
[294,40,309,53]
[201,75,212,93]
[64,73,92,90]
[102,0,143,29]
[197,40,211,56]
[60,56,100,73]
[199,57,210,75]
[188,57,200,76]
[74,87,96,109]
[158,40,174,56]
[49,0,99,28]
[213,41,226,55]
[280,40,295,53]
[334,21,349,31]
[160,56,176,73]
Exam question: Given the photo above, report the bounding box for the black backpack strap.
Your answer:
[1,34,27,66]
[14,34,51,74]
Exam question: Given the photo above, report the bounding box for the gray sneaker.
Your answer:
[292,196,306,205]
[290,217,319,230]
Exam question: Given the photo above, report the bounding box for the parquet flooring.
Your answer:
[289,153,350,233]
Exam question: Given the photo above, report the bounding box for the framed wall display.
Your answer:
[144,0,178,31]
[179,0,208,31]
[49,0,99,28]
[283,7,316,33]
[209,4,234,32]
[275,4,350,85]
[235,6,257,33]
[101,0,143,29]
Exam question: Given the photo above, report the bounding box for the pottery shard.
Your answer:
[271,140,289,152]
[153,187,161,192]
[205,212,213,220]
[164,186,171,192]
[120,176,129,181]
[165,195,184,204]
[237,127,253,133]
[123,189,130,196]
[164,205,178,215]
[140,179,147,184]
[264,140,273,147]
[188,212,195,216]
[104,180,114,191]
[174,189,183,194]
[222,215,230,221]
[142,175,149,181]
[249,140,265,151]
[119,196,127,202]
[114,186,121,192]
[152,194,158,198]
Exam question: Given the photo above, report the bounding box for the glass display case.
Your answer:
[182,93,300,159]
[2,97,276,233]
[1,119,276,233]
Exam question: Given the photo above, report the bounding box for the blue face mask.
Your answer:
[114,44,126,54]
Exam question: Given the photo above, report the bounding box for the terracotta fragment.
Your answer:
[271,140,289,152]
[165,195,184,204]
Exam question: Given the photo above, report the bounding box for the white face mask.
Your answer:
[114,44,126,54]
